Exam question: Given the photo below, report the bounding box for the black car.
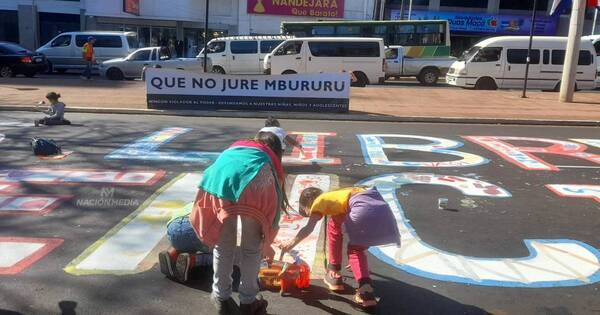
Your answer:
[0,42,48,78]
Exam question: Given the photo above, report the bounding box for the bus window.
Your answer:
[472,47,502,62]
[543,50,550,64]
[312,26,335,36]
[309,42,380,57]
[551,50,592,65]
[336,25,361,36]
[274,41,302,56]
[260,40,283,53]
[508,49,539,64]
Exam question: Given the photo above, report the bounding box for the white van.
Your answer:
[37,31,138,73]
[446,36,597,90]
[265,37,386,86]
[201,35,292,74]
[582,35,600,86]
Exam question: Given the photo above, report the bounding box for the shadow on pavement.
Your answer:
[58,300,78,315]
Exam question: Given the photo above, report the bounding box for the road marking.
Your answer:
[0,122,31,129]
[64,173,201,275]
[106,127,219,164]
[0,169,165,186]
[273,174,333,275]
[357,134,488,167]
[0,237,64,275]
[360,173,600,287]
[283,132,341,165]
[546,184,600,204]
[0,195,70,216]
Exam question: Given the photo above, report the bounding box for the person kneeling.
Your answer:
[279,186,400,309]
[34,92,71,127]
[159,203,212,283]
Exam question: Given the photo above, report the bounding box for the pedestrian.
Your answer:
[34,92,71,126]
[189,131,286,315]
[259,116,303,154]
[279,186,401,309]
[158,202,213,283]
[81,36,96,80]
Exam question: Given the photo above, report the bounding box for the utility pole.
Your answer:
[203,0,210,72]
[408,0,413,20]
[559,0,586,102]
[521,0,538,98]
[399,0,405,20]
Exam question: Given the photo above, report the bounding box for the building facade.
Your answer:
[0,0,376,56]
[384,0,599,55]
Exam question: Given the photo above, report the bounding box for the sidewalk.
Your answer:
[1,76,599,125]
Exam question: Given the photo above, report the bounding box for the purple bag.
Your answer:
[344,188,401,247]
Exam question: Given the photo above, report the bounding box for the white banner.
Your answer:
[146,69,350,112]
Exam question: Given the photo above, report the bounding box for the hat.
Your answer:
[46,92,61,100]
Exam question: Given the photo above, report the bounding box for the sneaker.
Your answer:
[211,295,239,315]
[240,295,268,315]
[353,284,377,308]
[175,252,191,283]
[323,270,344,291]
[158,251,175,278]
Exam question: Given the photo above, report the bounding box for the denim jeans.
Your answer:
[82,61,92,79]
[212,216,263,304]
[167,216,209,253]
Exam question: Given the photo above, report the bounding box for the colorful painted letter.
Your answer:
[357,135,488,167]
[283,132,341,165]
[546,185,600,204]
[106,127,220,164]
[464,136,600,171]
[65,173,201,275]
[0,169,164,186]
[0,237,64,275]
[359,173,600,287]
[0,195,70,216]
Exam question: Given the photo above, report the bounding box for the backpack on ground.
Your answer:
[31,138,62,156]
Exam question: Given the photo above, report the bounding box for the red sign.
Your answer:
[247,0,344,18]
[124,0,140,16]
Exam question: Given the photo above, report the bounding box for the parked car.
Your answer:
[0,42,47,78]
[201,35,292,74]
[264,37,386,86]
[385,45,456,85]
[100,46,212,80]
[446,36,597,91]
[37,31,138,74]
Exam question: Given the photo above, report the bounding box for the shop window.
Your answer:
[387,0,429,5]
[38,13,79,47]
[260,40,283,53]
[230,41,257,54]
[499,0,548,11]
[473,47,502,63]
[51,35,72,47]
[441,0,487,8]
[0,10,19,43]
[507,49,539,64]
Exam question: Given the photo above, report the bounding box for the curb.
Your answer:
[1,105,598,127]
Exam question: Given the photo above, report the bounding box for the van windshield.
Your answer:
[459,46,480,61]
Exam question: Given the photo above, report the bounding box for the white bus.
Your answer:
[265,37,386,86]
[200,35,292,74]
[582,35,600,86]
[446,36,597,90]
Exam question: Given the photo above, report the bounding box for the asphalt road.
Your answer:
[0,111,599,315]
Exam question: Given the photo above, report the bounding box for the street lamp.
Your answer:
[521,0,539,98]
[203,0,209,72]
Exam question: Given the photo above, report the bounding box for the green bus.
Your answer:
[281,20,451,58]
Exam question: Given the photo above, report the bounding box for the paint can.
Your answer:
[438,198,448,210]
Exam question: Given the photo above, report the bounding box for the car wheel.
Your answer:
[474,77,497,90]
[418,68,440,86]
[0,66,14,78]
[352,71,368,87]
[107,68,124,80]
[211,66,226,74]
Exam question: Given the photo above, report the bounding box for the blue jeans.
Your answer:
[82,61,92,79]
[166,216,209,253]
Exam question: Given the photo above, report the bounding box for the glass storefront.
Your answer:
[38,12,80,47]
[0,10,19,43]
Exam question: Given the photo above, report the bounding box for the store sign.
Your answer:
[123,0,140,16]
[146,69,350,113]
[390,10,558,36]
[247,0,344,18]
